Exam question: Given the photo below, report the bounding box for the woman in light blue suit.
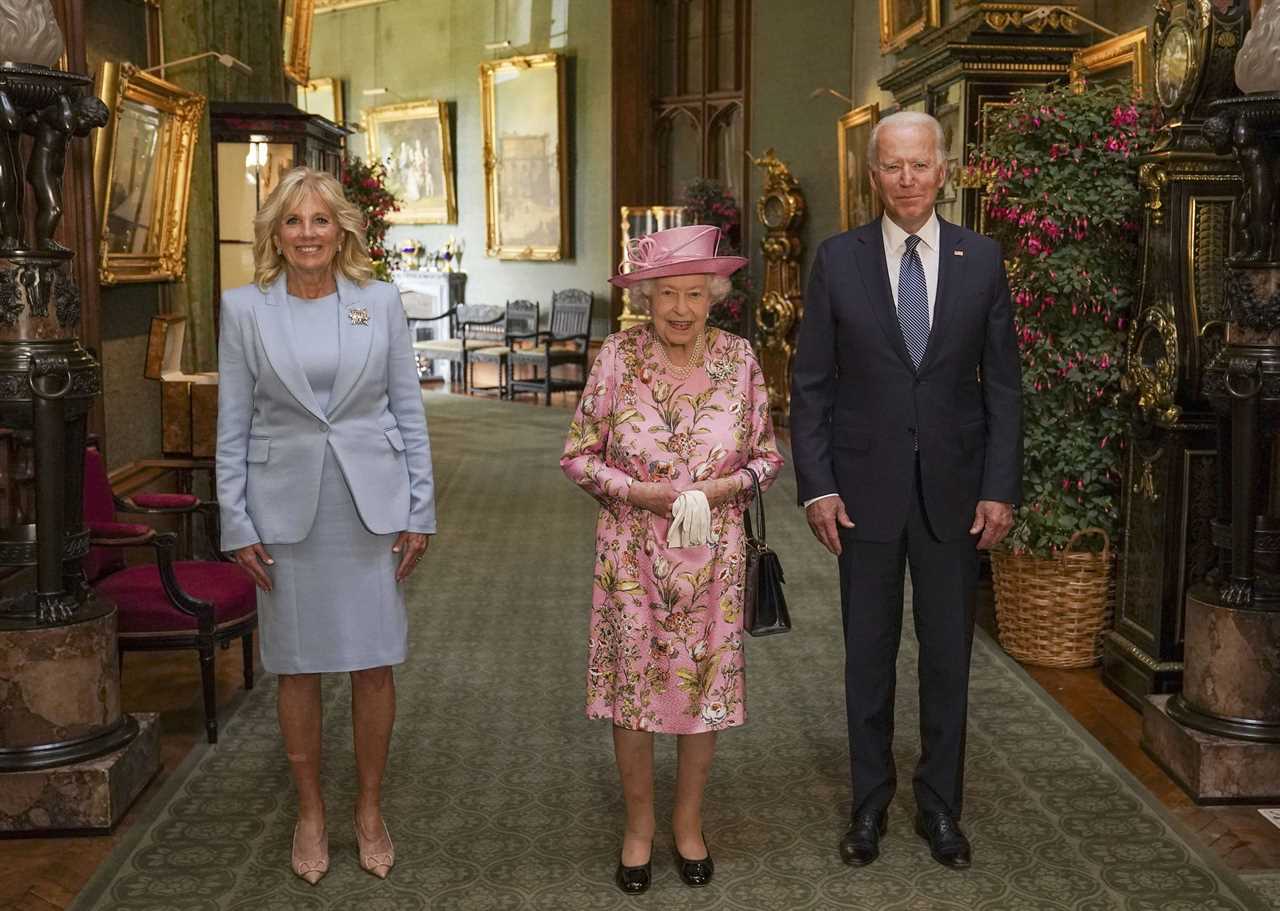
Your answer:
[216,166,435,885]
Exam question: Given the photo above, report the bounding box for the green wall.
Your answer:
[311,0,613,331]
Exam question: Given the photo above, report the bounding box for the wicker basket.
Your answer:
[990,528,1114,669]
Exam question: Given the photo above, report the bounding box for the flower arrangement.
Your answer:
[680,178,752,334]
[340,157,400,281]
[965,81,1156,557]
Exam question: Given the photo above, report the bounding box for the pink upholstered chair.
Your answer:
[82,446,257,743]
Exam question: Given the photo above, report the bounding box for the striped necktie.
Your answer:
[898,234,929,370]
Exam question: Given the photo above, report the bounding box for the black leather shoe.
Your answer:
[674,835,714,887]
[839,810,888,866]
[914,811,972,869]
[615,847,652,894]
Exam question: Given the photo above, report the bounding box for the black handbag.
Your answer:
[742,467,791,637]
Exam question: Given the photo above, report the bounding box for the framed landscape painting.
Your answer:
[366,99,458,224]
[837,103,881,231]
[480,53,569,260]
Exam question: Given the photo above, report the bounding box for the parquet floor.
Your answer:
[1,368,1276,910]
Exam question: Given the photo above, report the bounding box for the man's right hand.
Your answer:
[628,481,680,518]
[806,496,855,556]
[232,543,274,592]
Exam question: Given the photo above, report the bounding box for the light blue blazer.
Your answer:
[215,272,436,552]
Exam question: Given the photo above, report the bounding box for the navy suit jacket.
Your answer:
[215,272,436,551]
[790,216,1022,542]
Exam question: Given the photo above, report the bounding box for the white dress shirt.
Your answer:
[803,211,941,509]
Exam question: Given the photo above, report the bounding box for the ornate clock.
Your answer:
[1106,0,1249,708]
[751,149,805,420]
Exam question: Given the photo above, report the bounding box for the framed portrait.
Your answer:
[92,61,206,285]
[282,0,315,85]
[480,53,569,260]
[1070,28,1152,97]
[880,0,941,53]
[366,100,458,224]
[837,103,881,231]
[297,76,343,125]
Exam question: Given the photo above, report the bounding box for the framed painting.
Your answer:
[837,103,881,231]
[366,100,458,224]
[1071,28,1152,97]
[297,76,343,125]
[92,61,206,284]
[480,53,569,260]
[880,0,940,53]
[282,0,315,85]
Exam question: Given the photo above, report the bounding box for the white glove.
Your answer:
[668,489,713,548]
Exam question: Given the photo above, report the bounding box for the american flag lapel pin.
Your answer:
[953,249,965,257]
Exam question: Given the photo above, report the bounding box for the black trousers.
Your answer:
[837,458,979,819]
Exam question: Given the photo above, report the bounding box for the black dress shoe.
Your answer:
[839,810,888,866]
[615,848,652,894]
[914,811,972,869]
[674,835,714,887]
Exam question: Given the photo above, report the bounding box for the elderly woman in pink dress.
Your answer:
[561,225,783,894]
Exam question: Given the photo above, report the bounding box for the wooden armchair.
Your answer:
[412,303,506,394]
[83,446,256,744]
[508,289,593,405]
[469,299,540,399]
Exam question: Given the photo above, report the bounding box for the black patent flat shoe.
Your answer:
[615,846,652,894]
[674,834,714,887]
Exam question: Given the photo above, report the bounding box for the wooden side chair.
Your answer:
[469,299,540,399]
[508,289,593,405]
[412,303,506,394]
[82,445,257,744]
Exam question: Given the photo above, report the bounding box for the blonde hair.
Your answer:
[630,274,732,315]
[253,166,374,290]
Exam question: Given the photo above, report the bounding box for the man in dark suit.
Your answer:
[790,111,1022,869]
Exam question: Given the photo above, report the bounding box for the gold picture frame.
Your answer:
[282,0,316,85]
[1071,27,1152,97]
[837,103,881,231]
[316,0,389,10]
[480,53,569,260]
[92,61,206,285]
[880,0,941,53]
[297,76,344,125]
[366,100,458,224]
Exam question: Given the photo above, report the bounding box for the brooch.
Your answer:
[705,359,735,383]
[348,307,369,326]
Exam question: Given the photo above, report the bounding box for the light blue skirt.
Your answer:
[256,445,407,674]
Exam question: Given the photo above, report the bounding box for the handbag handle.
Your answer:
[743,466,765,546]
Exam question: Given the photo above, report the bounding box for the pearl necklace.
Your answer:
[655,329,706,379]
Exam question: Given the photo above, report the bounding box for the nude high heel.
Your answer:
[354,812,395,879]
[291,822,329,885]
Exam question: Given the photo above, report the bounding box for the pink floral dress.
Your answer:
[561,325,783,734]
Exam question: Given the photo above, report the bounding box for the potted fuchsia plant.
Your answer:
[341,157,400,281]
[965,81,1156,667]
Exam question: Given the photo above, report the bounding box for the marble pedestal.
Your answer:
[0,712,159,832]
[1142,696,1280,803]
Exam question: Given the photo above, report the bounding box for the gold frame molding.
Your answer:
[282,0,316,86]
[480,53,569,260]
[92,61,206,285]
[1071,27,1151,95]
[365,99,458,224]
[298,76,344,125]
[880,0,941,53]
[316,0,389,11]
[837,103,881,231]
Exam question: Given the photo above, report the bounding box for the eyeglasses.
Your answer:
[874,161,938,175]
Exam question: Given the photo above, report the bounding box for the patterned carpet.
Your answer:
[70,395,1273,910]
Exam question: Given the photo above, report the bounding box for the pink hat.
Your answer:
[609,225,748,288]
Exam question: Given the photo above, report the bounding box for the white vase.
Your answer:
[1236,0,1280,94]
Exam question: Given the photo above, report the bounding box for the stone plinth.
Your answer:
[1142,695,1280,803]
[0,712,159,832]
[0,600,133,768]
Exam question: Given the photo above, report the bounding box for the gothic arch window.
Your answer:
[652,0,750,207]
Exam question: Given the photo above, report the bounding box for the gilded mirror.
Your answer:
[93,61,205,284]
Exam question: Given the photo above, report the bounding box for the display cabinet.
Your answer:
[209,102,347,309]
